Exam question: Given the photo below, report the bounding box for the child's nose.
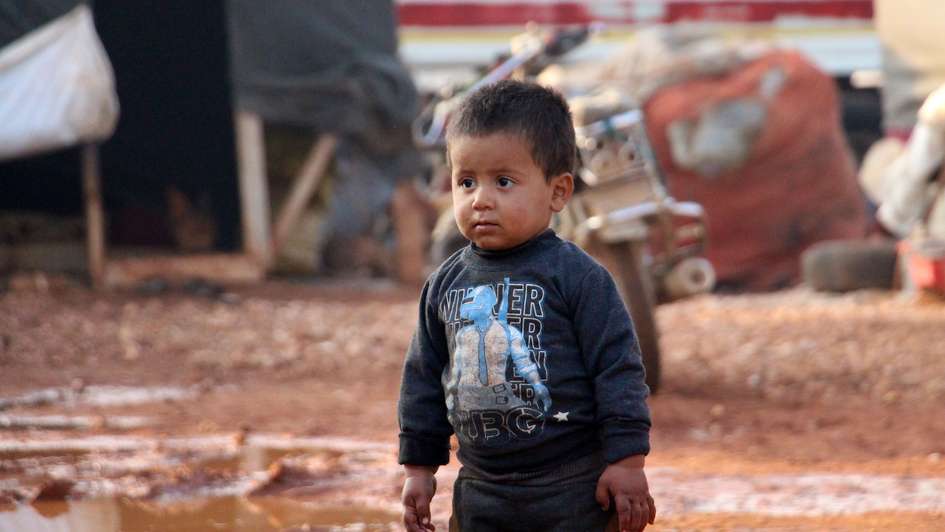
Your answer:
[472,186,495,209]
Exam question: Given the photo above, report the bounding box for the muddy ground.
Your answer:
[2,274,945,530]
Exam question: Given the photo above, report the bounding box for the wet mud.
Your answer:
[4,282,945,529]
[4,432,945,530]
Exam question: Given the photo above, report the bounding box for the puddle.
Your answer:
[0,434,398,516]
[0,496,399,531]
[195,446,342,475]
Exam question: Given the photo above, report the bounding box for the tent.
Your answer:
[0,0,421,286]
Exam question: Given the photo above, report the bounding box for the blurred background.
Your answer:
[2,1,945,530]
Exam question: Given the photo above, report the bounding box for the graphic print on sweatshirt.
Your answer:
[441,277,552,445]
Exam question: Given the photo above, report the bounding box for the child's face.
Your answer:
[449,132,573,250]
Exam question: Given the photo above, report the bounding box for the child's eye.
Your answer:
[459,177,476,189]
[497,176,514,188]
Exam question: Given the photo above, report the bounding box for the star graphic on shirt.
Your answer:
[552,411,569,422]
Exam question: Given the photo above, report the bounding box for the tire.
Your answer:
[802,239,898,292]
[605,241,662,394]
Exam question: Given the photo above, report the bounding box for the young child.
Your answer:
[398,80,654,532]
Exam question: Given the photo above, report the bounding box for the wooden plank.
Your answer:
[272,134,337,257]
[103,253,264,288]
[234,111,273,267]
[7,242,87,272]
[81,144,106,289]
[391,181,432,286]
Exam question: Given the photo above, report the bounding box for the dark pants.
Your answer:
[449,476,618,532]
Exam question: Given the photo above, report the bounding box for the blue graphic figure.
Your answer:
[446,277,551,415]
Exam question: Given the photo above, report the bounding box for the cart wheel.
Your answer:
[605,241,661,394]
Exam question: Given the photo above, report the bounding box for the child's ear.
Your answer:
[549,172,574,212]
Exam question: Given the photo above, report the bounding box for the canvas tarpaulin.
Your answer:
[227,0,424,270]
[226,0,419,165]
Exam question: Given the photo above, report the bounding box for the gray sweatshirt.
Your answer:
[398,229,651,475]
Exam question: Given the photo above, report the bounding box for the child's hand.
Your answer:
[595,455,656,532]
[402,465,438,532]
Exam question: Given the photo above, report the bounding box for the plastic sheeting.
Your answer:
[0,4,118,161]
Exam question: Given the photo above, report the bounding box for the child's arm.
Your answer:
[398,280,453,528]
[571,263,653,530]
[571,263,651,459]
[402,464,438,532]
[596,455,656,532]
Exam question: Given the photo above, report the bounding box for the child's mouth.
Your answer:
[473,222,499,231]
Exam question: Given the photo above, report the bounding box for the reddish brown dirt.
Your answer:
[2,276,945,529]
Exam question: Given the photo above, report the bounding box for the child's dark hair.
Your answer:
[446,80,576,179]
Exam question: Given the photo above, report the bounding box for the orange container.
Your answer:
[899,238,945,292]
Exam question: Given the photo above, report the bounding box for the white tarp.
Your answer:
[0,4,118,161]
[860,84,945,239]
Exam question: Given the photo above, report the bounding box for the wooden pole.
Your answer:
[272,134,337,257]
[81,144,106,290]
[234,111,273,267]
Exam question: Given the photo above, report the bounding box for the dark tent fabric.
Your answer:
[0,0,80,48]
[227,0,420,165]
[227,0,425,268]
